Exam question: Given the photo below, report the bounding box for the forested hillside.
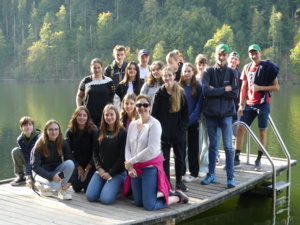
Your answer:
[0,0,300,81]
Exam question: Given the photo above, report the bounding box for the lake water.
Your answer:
[0,82,299,224]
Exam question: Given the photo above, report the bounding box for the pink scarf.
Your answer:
[123,154,171,204]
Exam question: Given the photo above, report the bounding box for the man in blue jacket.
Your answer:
[234,44,279,171]
[201,44,239,188]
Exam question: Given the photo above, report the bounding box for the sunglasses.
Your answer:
[136,103,149,108]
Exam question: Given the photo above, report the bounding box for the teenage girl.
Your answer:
[120,93,139,130]
[86,104,127,205]
[152,66,189,192]
[166,51,183,81]
[140,61,164,104]
[66,106,98,192]
[179,63,203,182]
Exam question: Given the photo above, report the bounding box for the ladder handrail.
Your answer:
[232,121,277,212]
[233,116,292,223]
[268,115,291,198]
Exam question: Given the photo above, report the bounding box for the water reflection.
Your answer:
[0,83,299,224]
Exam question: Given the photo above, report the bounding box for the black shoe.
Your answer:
[174,190,189,204]
[10,173,26,186]
[254,160,262,171]
[176,181,189,192]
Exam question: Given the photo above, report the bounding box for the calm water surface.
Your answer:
[0,82,299,225]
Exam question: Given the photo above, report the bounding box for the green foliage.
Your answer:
[204,24,234,63]
[290,42,300,78]
[0,0,299,80]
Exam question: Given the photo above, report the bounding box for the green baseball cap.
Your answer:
[215,44,230,54]
[248,44,261,52]
[229,51,240,59]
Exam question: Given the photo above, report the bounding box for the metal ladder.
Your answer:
[233,115,291,221]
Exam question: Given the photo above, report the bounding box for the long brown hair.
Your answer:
[179,63,198,98]
[98,104,123,141]
[119,61,140,85]
[68,106,96,133]
[146,61,164,87]
[34,120,63,157]
[120,93,139,123]
[162,66,184,113]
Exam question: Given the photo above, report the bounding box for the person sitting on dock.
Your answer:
[31,120,75,200]
[124,94,189,211]
[234,44,279,171]
[10,116,40,187]
[201,44,239,188]
[65,106,98,193]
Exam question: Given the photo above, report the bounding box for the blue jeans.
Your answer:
[34,160,75,190]
[206,116,234,178]
[131,167,167,211]
[86,171,126,205]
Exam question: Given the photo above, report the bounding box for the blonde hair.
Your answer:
[98,104,122,141]
[34,120,63,157]
[162,66,184,113]
[120,93,139,123]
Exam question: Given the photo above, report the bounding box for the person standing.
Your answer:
[104,45,128,87]
[76,58,115,127]
[138,49,150,84]
[179,63,203,183]
[201,44,239,188]
[152,66,189,191]
[234,44,279,171]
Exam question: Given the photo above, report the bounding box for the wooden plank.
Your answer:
[0,153,296,225]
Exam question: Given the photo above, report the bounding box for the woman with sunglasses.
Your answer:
[31,120,75,200]
[124,94,188,211]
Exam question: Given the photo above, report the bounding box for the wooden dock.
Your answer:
[0,153,296,225]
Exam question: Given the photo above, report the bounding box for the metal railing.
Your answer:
[233,115,292,223]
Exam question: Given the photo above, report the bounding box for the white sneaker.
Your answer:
[35,182,53,197]
[58,189,72,200]
[183,175,197,183]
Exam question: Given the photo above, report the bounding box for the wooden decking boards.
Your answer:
[0,153,296,225]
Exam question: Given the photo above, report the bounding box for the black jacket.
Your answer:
[32,140,74,181]
[116,79,142,102]
[152,85,189,144]
[104,60,128,87]
[202,64,239,118]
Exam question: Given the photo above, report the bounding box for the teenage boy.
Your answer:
[235,44,279,171]
[104,45,128,86]
[228,51,242,152]
[10,116,40,186]
[138,49,150,84]
[201,44,239,188]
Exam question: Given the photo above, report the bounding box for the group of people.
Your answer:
[10,43,279,211]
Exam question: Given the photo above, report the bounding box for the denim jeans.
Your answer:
[199,115,222,173]
[34,160,75,190]
[86,171,126,205]
[130,167,167,211]
[206,116,234,178]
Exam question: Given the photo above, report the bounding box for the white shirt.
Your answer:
[125,116,162,164]
[139,65,150,80]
